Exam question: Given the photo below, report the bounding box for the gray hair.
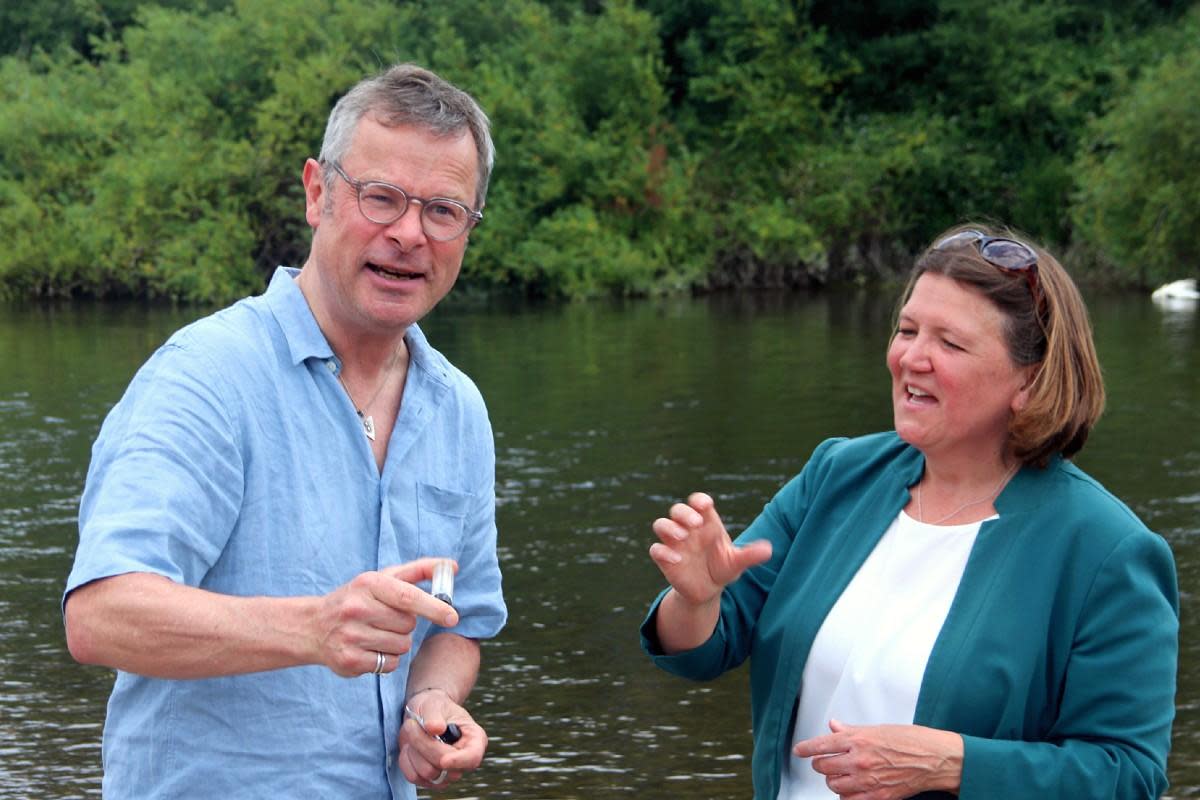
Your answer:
[318,63,494,209]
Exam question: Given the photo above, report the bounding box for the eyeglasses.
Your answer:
[325,161,482,242]
[933,229,1044,313]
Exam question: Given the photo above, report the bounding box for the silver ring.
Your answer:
[373,651,386,675]
[432,769,448,785]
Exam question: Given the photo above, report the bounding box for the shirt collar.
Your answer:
[261,266,446,385]
[263,267,333,366]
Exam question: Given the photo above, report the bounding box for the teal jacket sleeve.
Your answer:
[958,530,1178,799]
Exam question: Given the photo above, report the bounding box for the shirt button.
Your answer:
[326,360,337,372]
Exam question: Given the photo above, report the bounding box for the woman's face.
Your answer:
[887,273,1035,463]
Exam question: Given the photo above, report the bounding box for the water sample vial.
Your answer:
[432,559,454,608]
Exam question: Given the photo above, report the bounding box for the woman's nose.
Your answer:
[898,336,931,371]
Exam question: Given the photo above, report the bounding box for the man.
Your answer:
[63,63,507,798]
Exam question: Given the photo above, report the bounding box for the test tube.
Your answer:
[432,559,454,608]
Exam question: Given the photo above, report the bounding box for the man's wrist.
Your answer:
[406,685,453,704]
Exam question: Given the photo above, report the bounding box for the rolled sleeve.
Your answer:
[639,588,736,681]
[434,482,507,640]
[66,341,243,606]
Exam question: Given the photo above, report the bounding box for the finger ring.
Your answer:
[432,769,448,785]
[373,651,386,675]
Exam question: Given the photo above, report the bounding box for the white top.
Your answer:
[778,510,990,799]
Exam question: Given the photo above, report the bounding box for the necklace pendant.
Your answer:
[359,412,377,441]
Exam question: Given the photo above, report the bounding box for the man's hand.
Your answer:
[312,558,459,677]
[398,687,487,790]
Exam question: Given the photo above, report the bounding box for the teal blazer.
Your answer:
[642,433,1179,799]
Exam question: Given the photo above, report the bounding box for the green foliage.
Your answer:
[1071,8,1200,286]
[667,2,830,266]
[0,0,422,301]
[457,0,695,296]
[0,0,230,59]
[810,0,1191,250]
[0,0,1196,301]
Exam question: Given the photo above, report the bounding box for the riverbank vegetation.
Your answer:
[2,0,1197,302]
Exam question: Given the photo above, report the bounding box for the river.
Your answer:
[1,287,1197,798]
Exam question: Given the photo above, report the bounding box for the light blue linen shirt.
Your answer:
[66,267,507,799]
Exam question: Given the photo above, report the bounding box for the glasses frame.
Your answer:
[325,160,482,242]
[933,229,1044,316]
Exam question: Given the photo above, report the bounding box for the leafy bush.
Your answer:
[0,0,1196,301]
[1071,8,1200,286]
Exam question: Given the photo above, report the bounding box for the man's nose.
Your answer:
[384,202,427,245]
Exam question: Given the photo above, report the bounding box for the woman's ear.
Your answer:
[1010,363,1042,413]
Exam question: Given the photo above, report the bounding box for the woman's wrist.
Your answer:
[657,589,721,654]
[923,728,964,793]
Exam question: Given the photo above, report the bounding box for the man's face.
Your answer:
[301,116,479,341]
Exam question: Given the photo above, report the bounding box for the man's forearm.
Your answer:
[64,572,319,679]
[405,633,481,704]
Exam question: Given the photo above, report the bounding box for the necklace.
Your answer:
[335,346,403,442]
[916,464,1018,525]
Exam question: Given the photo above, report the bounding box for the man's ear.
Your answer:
[302,158,326,229]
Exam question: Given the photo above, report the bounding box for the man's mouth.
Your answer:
[367,262,423,280]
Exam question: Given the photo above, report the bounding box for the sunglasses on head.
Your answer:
[933,229,1044,314]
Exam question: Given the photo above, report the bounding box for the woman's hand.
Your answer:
[650,492,773,605]
[793,719,963,800]
[648,492,772,653]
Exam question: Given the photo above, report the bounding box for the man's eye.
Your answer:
[426,202,462,220]
[362,186,402,206]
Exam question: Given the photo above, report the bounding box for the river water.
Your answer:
[1,288,1197,798]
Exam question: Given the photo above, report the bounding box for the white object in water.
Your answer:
[1151,278,1199,301]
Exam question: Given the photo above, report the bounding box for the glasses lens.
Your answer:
[978,239,1037,271]
[421,201,470,241]
[357,182,407,224]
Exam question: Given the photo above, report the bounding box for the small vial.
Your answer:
[431,559,454,608]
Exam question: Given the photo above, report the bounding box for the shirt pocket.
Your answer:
[416,482,471,560]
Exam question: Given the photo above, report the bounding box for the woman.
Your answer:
[641,224,1179,799]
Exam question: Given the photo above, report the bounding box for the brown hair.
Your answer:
[898,223,1105,467]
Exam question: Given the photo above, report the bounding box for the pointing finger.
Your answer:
[383,558,456,585]
[375,569,459,628]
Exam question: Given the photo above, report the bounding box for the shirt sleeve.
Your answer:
[959,530,1179,800]
[65,339,244,604]
[440,476,507,640]
[423,386,507,642]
